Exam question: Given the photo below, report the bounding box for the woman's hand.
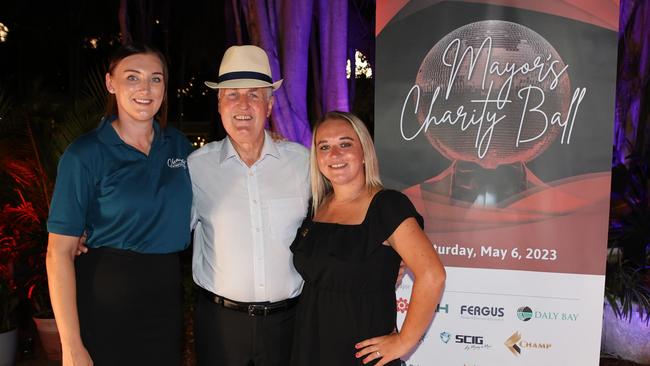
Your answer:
[62,342,93,366]
[355,332,410,365]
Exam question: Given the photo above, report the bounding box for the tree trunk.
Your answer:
[317,0,349,112]
[119,0,131,44]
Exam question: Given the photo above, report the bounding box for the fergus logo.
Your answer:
[396,297,409,313]
[504,332,552,356]
[167,158,187,169]
[517,305,578,322]
[460,305,504,319]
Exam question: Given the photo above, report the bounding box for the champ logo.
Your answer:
[504,332,522,356]
[504,331,552,356]
[167,158,187,169]
[396,297,409,313]
[516,305,578,322]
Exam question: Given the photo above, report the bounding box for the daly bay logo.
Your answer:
[504,331,552,356]
[517,305,578,322]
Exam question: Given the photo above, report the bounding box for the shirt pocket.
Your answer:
[267,197,307,244]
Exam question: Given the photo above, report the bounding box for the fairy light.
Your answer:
[0,23,9,42]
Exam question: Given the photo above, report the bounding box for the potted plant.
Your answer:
[602,155,650,364]
[0,96,61,360]
[0,225,20,366]
[0,182,61,361]
[0,77,104,362]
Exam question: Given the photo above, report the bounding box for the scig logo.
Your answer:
[167,158,187,169]
[504,331,552,356]
[439,331,491,351]
[440,331,452,344]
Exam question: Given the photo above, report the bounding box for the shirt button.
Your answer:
[259,284,264,288]
[253,199,258,204]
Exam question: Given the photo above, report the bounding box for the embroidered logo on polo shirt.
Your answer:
[167,158,187,169]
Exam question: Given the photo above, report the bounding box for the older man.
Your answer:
[188,45,310,366]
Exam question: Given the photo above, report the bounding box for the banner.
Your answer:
[375,1,619,365]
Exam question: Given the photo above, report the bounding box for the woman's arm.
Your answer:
[46,233,93,366]
[355,217,445,365]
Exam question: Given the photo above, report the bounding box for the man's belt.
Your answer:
[200,288,299,316]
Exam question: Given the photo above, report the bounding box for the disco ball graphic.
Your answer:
[415,21,571,168]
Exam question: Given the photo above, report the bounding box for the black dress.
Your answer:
[290,190,423,366]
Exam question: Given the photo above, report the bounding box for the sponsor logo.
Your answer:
[440,331,492,351]
[436,303,449,313]
[516,305,578,322]
[167,158,187,169]
[516,306,533,321]
[455,334,484,345]
[400,362,420,366]
[460,305,505,320]
[396,297,409,313]
[440,331,452,344]
[504,332,552,356]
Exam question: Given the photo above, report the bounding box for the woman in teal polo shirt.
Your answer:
[46,44,192,366]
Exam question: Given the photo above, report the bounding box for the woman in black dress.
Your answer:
[290,111,446,366]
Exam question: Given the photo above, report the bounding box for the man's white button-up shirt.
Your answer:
[188,132,310,302]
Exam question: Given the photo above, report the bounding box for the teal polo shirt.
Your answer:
[47,117,193,254]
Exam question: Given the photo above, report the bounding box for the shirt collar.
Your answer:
[96,115,168,146]
[219,131,281,165]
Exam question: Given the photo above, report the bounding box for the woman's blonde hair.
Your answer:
[310,111,383,216]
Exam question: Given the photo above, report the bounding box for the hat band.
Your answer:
[217,71,273,84]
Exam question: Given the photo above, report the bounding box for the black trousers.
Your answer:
[75,247,183,366]
[194,292,296,366]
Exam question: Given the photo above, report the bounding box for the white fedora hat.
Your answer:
[204,45,283,90]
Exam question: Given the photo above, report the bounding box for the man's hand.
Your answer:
[269,130,286,142]
[75,234,88,256]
